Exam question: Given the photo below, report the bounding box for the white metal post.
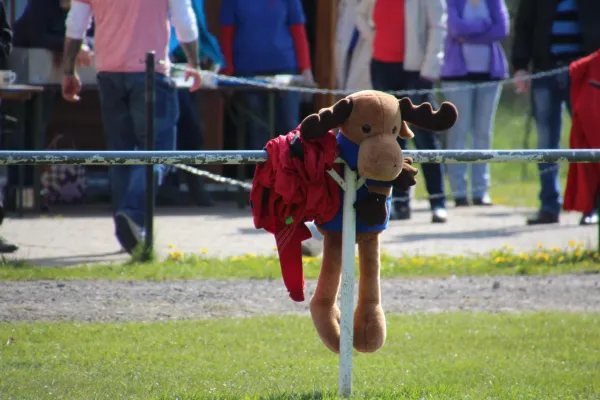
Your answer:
[339,164,357,397]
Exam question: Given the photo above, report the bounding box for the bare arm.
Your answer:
[62,38,83,75]
[179,40,200,69]
[169,0,200,68]
[63,0,93,75]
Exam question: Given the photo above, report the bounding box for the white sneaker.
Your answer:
[302,221,324,256]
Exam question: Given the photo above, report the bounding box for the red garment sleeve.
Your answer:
[219,25,235,75]
[289,24,312,71]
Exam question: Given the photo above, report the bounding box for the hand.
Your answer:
[392,157,419,192]
[301,68,316,86]
[76,44,93,67]
[513,69,530,94]
[184,65,202,92]
[62,73,82,102]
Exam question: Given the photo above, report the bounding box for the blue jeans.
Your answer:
[370,59,446,210]
[442,81,502,200]
[531,70,571,215]
[236,69,301,150]
[97,72,179,238]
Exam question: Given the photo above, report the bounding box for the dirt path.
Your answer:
[2,274,599,322]
[1,201,597,267]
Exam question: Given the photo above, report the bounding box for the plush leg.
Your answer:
[353,232,386,353]
[309,231,343,353]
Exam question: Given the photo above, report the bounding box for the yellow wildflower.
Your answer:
[537,243,544,249]
[568,240,577,247]
[168,243,175,249]
[200,248,208,254]
[551,247,561,252]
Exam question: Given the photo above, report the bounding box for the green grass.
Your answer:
[413,98,572,208]
[1,242,599,282]
[1,312,599,399]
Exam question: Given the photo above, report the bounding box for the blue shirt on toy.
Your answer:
[317,132,393,233]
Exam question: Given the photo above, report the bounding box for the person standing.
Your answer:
[359,0,449,223]
[218,0,314,153]
[441,0,509,207]
[511,0,600,225]
[61,0,202,253]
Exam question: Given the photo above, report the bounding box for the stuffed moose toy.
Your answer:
[251,90,458,354]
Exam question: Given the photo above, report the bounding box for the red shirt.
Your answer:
[372,0,405,63]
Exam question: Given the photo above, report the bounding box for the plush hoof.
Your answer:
[353,302,386,353]
[310,300,341,353]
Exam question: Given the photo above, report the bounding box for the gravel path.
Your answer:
[2,274,599,322]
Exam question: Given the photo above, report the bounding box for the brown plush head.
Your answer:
[300,90,458,182]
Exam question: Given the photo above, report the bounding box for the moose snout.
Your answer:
[357,135,404,182]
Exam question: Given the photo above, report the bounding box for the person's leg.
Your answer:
[174,90,214,207]
[441,81,474,205]
[276,90,301,135]
[96,72,139,250]
[528,74,564,224]
[471,81,502,204]
[370,60,414,217]
[244,90,270,150]
[123,72,179,233]
[406,73,447,220]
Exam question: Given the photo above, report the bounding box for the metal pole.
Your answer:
[144,51,156,259]
[339,164,357,397]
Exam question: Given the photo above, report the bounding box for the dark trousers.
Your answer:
[162,90,204,190]
[97,72,178,236]
[370,59,446,210]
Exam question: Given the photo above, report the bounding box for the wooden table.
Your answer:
[0,84,45,216]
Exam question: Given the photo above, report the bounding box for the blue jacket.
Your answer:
[169,0,225,67]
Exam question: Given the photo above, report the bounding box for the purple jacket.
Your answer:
[441,0,510,79]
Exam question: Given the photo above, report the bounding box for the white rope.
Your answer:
[165,61,569,96]
[173,162,562,202]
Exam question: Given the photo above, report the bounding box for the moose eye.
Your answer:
[392,126,398,134]
[362,124,372,134]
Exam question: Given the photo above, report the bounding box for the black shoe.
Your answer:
[455,198,470,207]
[526,211,559,225]
[115,213,142,254]
[580,211,598,225]
[0,236,18,253]
[393,205,411,220]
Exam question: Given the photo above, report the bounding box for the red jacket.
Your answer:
[564,49,600,213]
[250,129,340,302]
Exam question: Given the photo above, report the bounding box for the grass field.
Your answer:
[412,97,572,209]
[1,241,598,281]
[1,313,599,399]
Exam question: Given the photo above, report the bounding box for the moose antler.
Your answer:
[399,97,458,132]
[299,98,354,140]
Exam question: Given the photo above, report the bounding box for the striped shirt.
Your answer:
[550,0,584,63]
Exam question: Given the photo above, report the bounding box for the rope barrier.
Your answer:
[166,61,570,96]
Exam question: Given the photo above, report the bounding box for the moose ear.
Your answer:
[299,97,354,140]
[399,97,458,132]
